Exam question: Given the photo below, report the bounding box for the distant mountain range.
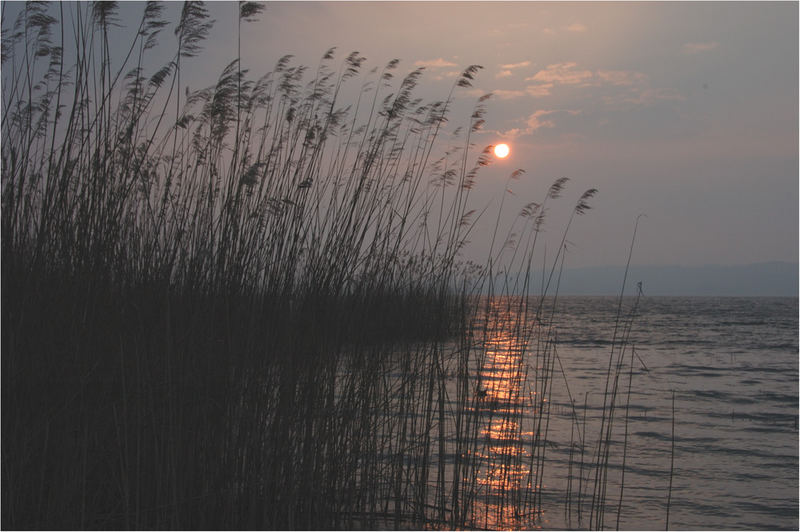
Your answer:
[498,261,798,296]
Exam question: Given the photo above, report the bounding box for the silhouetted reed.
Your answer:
[2,2,658,530]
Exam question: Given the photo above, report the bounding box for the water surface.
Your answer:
[479,296,798,530]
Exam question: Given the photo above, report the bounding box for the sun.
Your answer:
[494,143,510,158]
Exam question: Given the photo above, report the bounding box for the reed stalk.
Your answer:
[1,3,665,530]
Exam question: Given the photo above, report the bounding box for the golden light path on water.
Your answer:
[468,307,542,530]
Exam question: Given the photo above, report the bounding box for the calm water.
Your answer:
[471,296,799,530]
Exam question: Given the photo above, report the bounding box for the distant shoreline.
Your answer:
[495,261,799,297]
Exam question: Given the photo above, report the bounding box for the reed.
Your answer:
[666,389,676,531]
[2,2,660,530]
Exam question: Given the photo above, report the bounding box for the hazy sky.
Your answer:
[5,1,798,269]
[244,1,800,269]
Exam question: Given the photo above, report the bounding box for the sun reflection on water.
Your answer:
[466,304,545,530]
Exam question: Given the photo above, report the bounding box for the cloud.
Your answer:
[492,89,527,100]
[500,62,678,110]
[681,42,719,55]
[524,64,650,95]
[526,110,558,131]
[464,88,527,100]
[623,87,684,105]
[501,109,582,138]
[433,70,463,81]
[497,127,522,140]
[413,58,458,68]
[500,127,524,139]
[526,62,594,86]
[496,61,531,78]
[461,88,485,98]
[542,27,556,36]
[565,22,587,32]
[525,83,553,97]
[595,70,649,86]
[500,60,531,70]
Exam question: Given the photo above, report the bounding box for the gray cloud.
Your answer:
[681,41,719,54]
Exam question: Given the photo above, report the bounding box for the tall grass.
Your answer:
[2,2,661,530]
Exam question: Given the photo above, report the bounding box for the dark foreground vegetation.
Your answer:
[3,2,645,529]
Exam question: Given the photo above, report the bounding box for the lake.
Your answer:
[437,296,799,530]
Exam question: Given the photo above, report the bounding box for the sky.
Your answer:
[4,1,798,272]
[226,1,798,270]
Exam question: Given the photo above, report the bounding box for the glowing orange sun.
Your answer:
[494,143,510,158]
